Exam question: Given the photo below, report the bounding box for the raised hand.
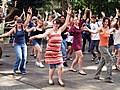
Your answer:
[116,8,119,14]
[45,11,48,16]
[14,1,17,7]
[23,9,25,14]
[78,9,81,13]
[85,8,89,13]
[101,11,105,16]
[28,7,32,14]
[66,7,72,15]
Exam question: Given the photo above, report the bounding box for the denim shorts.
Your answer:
[32,39,42,46]
[114,45,120,50]
[50,63,63,69]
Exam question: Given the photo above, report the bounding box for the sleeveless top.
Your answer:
[114,29,120,45]
[44,33,63,64]
[99,29,110,47]
[14,26,25,44]
[34,29,43,40]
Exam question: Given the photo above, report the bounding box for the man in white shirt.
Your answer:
[89,15,102,64]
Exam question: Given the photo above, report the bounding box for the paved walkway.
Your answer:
[0,43,120,90]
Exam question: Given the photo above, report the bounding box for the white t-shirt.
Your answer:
[114,29,120,45]
[90,22,102,40]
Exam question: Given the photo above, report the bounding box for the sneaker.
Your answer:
[34,55,37,59]
[35,61,40,66]
[96,59,100,64]
[39,62,44,68]
[91,56,97,61]
[63,62,68,67]
[69,57,73,61]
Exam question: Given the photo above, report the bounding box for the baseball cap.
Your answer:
[32,16,37,20]
[17,18,23,23]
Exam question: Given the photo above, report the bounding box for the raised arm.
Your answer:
[60,7,72,32]
[82,8,89,20]
[23,7,32,28]
[110,8,119,28]
[0,27,15,38]
[5,1,17,21]
[78,9,81,21]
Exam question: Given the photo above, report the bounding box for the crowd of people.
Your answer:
[0,2,120,86]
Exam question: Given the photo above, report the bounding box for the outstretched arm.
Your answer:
[83,26,102,34]
[0,27,15,37]
[29,29,50,40]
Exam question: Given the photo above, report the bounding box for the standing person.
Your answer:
[29,7,72,87]
[86,11,118,82]
[89,11,104,64]
[28,16,37,58]
[0,1,17,65]
[27,20,46,68]
[114,18,120,71]
[0,8,32,75]
[82,18,91,53]
[69,8,89,75]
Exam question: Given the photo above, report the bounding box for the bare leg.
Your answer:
[35,44,42,63]
[116,49,120,66]
[70,51,79,71]
[78,50,86,74]
[49,68,56,83]
[58,65,64,85]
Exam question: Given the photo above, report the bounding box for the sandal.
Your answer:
[69,69,77,72]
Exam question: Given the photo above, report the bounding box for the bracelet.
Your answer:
[27,12,31,15]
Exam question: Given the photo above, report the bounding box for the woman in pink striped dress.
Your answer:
[29,7,72,86]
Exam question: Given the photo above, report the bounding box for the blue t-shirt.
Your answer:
[28,21,35,36]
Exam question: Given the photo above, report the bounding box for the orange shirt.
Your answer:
[99,29,110,47]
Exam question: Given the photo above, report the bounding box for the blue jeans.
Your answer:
[61,39,66,58]
[14,43,27,73]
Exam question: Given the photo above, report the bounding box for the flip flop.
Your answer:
[78,72,87,75]
[69,69,77,72]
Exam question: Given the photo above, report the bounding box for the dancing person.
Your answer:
[85,9,119,82]
[89,11,105,64]
[69,8,89,75]
[28,16,37,58]
[27,19,47,68]
[29,7,72,87]
[0,7,32,75]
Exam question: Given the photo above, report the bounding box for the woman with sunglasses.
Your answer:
[0,8,32,75]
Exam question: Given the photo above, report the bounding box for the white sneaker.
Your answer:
[39,62,44,68]
[35,61,40,66]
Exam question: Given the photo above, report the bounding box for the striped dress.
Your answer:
[44,34,63,64]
